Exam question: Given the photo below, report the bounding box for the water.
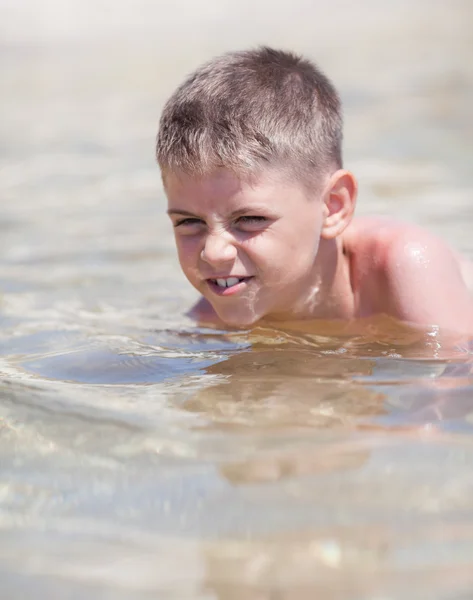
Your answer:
[1,1,473,598]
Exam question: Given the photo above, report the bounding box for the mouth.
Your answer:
[206,276,253,296]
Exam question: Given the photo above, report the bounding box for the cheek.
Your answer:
[263,233,320,289]
[175,237,200,272]
[287,221,322,261]
[246,227,320,270]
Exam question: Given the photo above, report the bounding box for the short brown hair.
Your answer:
[156,47,343,183]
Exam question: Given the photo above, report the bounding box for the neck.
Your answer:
[265,237,356,323]
[312,237,355,319]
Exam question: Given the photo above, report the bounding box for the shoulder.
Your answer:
[344,216,423,249]
[345,217,459,270]
[378,222,462,276]
[345,217,473,332]
[376,222,473,332]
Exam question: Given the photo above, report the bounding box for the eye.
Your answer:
[172,217,206,236]
[174,217,204,228]
[235,215,269,229]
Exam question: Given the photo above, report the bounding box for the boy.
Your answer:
[156,47,473,336]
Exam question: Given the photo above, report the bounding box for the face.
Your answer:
[165,168,326,327]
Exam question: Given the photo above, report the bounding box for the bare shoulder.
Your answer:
[341,216,441,289]
[344,216,467,272]
[344,216,437,252]
[343,216,473,332]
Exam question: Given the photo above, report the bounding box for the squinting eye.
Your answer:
[236,216,268,226]
[174,218,204,228]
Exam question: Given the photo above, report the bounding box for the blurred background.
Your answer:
[2,0,472,316]
[1,1,473,599]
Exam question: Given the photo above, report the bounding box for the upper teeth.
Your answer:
[216,277,241,288]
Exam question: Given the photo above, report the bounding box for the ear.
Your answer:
[320,170,357,239]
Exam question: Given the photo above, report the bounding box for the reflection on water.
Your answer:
[3,322,473,599]
[2,0,473,598]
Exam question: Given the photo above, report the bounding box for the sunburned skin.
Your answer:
[342,217,473,333]
[164,167,473,341]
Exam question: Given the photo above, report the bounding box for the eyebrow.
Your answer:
[167,209,199,217]
[167,206,272,218]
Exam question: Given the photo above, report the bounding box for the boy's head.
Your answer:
[157,48,356,327]
[156,46,343,185]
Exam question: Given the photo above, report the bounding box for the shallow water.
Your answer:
[2,1,473,598]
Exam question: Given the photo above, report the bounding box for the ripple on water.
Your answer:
[19,347,221,385]
[2,321,473,600]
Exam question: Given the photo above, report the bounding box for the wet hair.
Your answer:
[156,46,343,184]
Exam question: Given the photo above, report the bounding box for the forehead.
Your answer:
[164,168,309,210]
[165,169,244,199]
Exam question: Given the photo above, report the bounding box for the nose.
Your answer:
[201,231,237,265]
